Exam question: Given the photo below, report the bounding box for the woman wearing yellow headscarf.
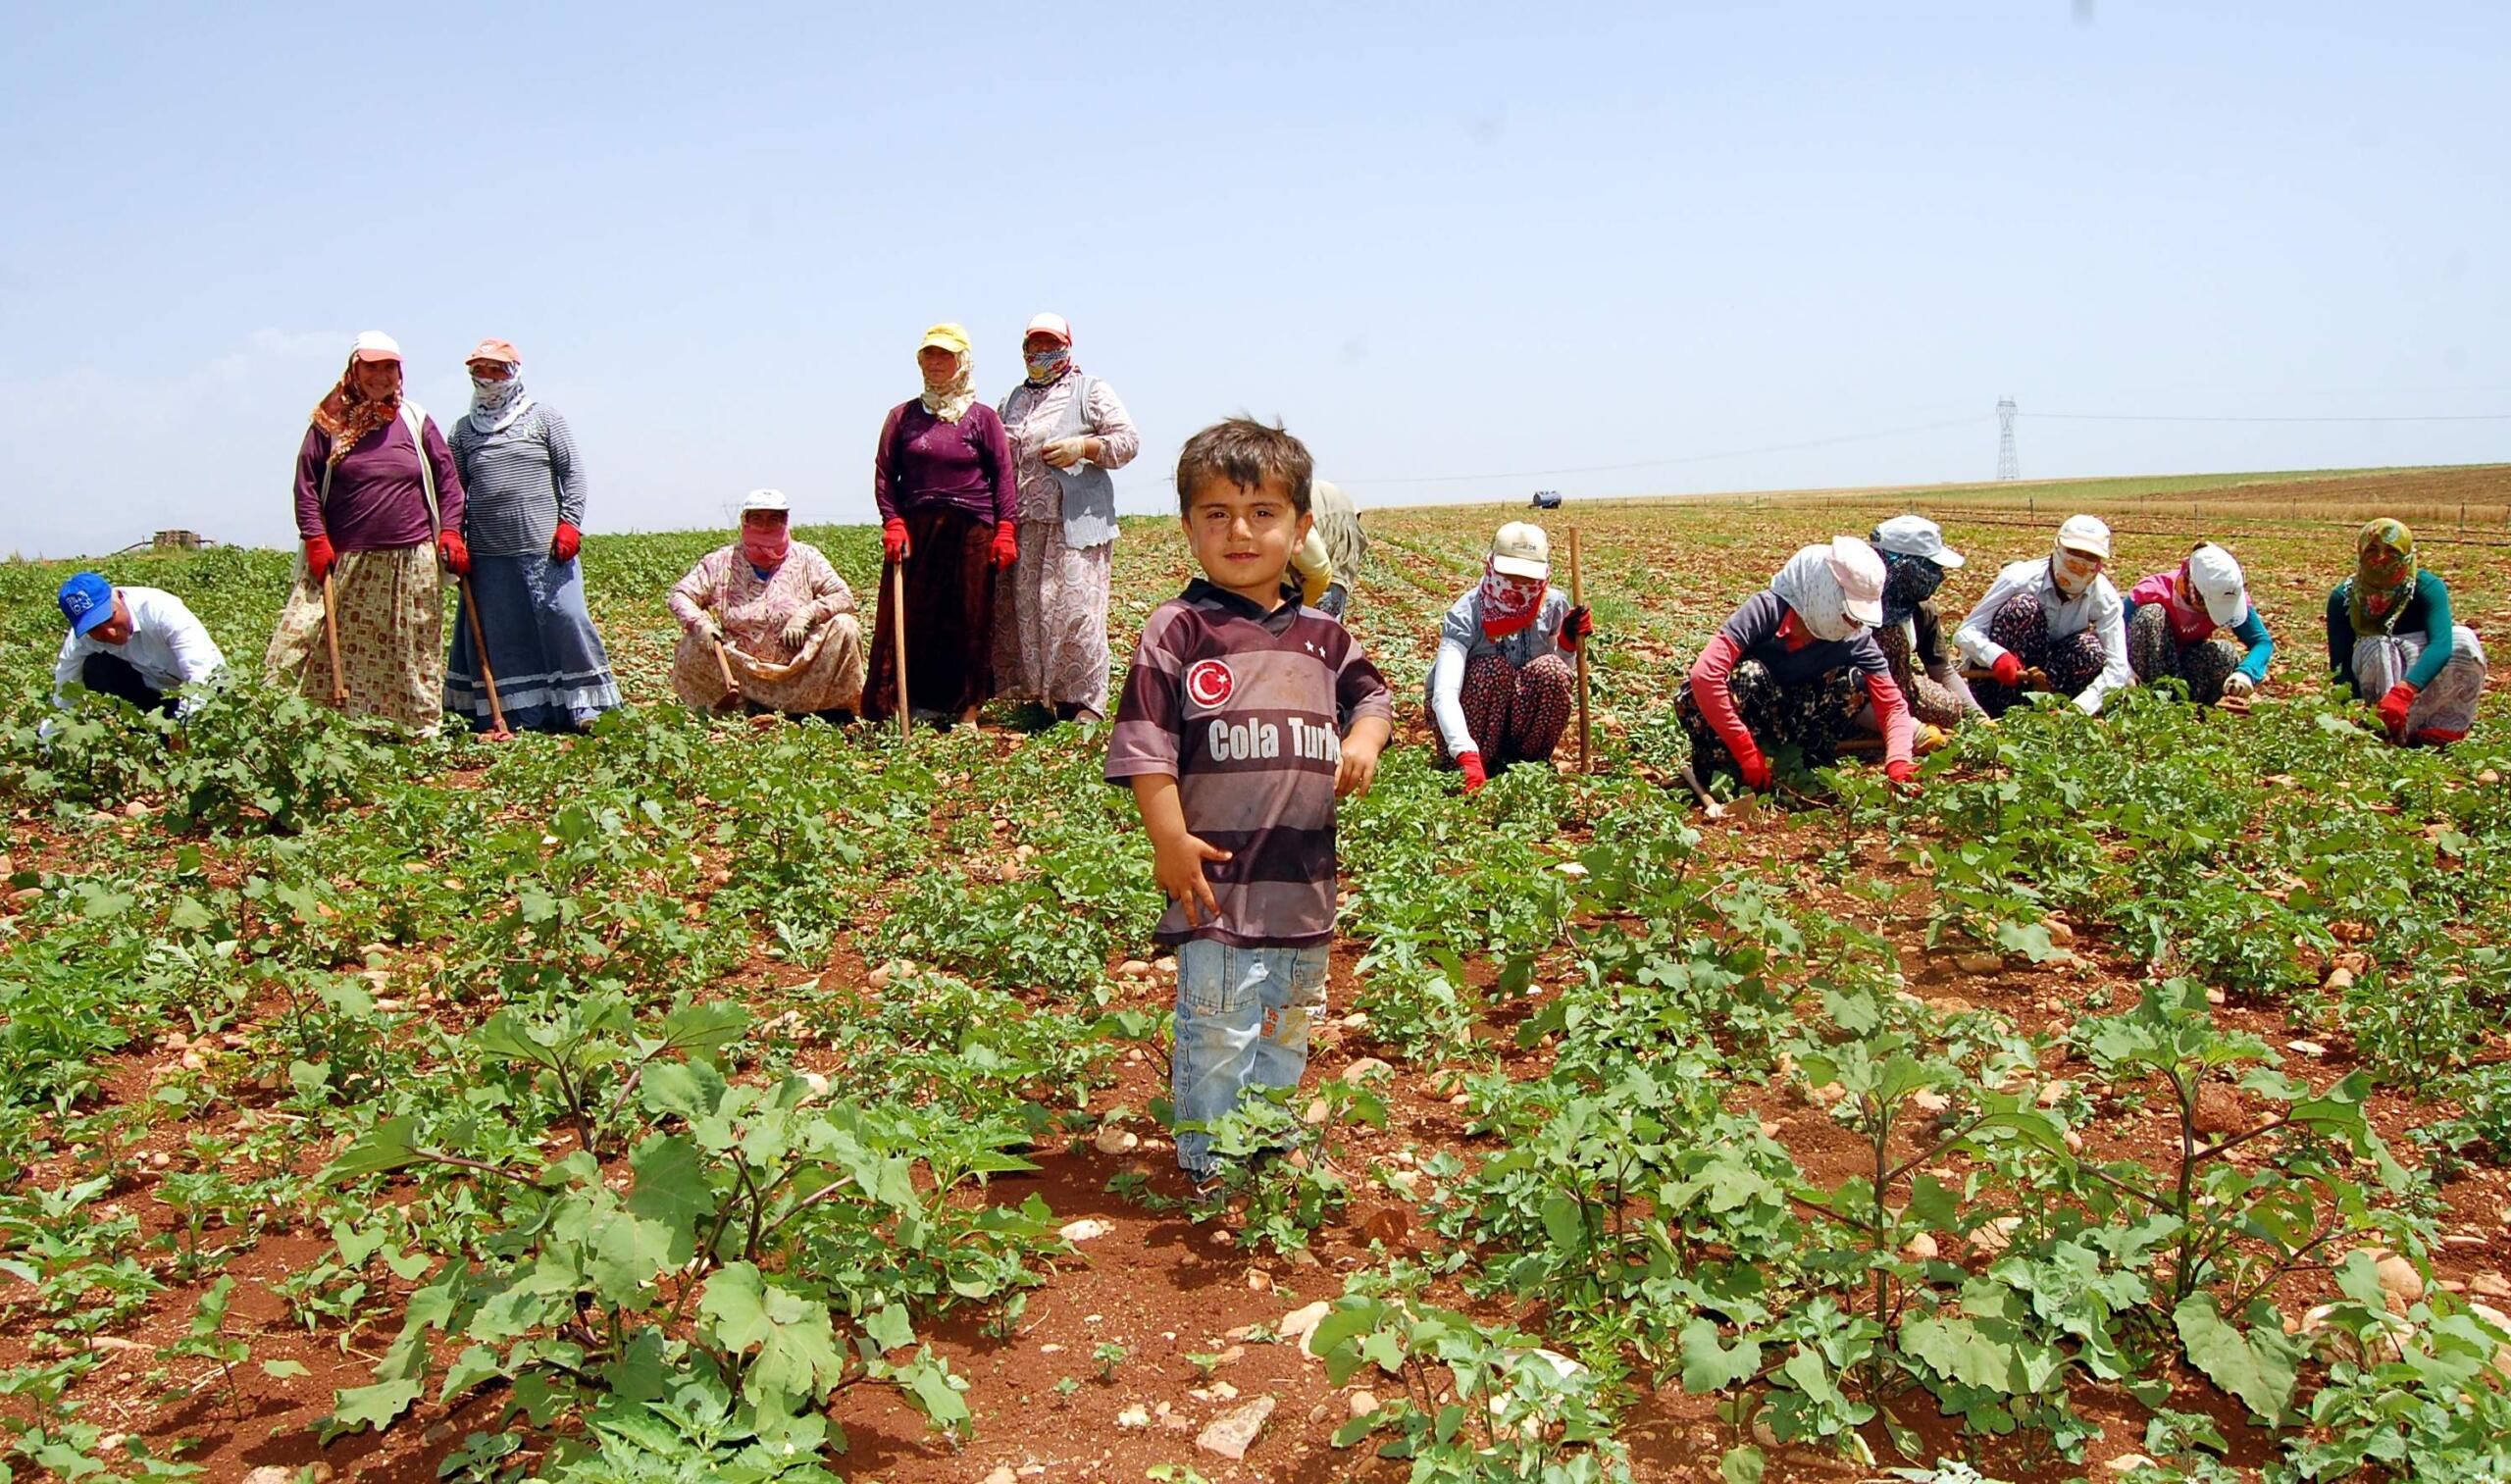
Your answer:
[866,323,1019,727]
[2325,518,2488,744]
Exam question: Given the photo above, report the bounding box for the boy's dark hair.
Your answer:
[1174,417,1314,516]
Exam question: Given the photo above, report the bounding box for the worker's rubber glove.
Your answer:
[1458,750,1488,793]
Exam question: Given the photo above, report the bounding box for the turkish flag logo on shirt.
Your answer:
[1185,659,1235,709]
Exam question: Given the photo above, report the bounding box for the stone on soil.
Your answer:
[1195,1396,1275,1460]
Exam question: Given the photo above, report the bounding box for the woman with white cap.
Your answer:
[991,313,1141,724]
[1678,537,1917,795]
[1954,515,2132,717]
[866,323,1018,727]
[665,490,865,721]
[263,331,469,734]
[1426,521,1593,791]
[2325,519,2488,745]
[1865,514,1980,731]
[444,337,621,733]
[2124,542,2273,706]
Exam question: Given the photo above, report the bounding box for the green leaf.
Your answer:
[1679,1320,1763,1393]
[1720,1443,1768,1484]
[624,1135,714,1265]
[2173,1295,2298,1423]
[696,1261,847,1410]
[1901,1315,2019,1393]
[320,1116,422,1184]
[1993,919,2060,962]
[258,1359,311,1381]
[319,1375,421,1440]
[862,1304,914,1354]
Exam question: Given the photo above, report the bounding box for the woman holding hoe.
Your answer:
[264,331,468,735]
[865,323,1018,729]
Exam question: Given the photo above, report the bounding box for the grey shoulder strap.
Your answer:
[399,402,441,537]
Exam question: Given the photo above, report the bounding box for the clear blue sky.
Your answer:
[3,2,2504,557]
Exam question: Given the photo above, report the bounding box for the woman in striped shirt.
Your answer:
[443,338,622,733]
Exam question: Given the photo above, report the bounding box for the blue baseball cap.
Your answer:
[58,573,115,637]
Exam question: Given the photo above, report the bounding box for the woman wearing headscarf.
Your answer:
[1954,515,2132,717]
[1426,522,1593,792]
[2325,519,2488,744]
[666,490,865,720]
[1308,480,1366,619]
[1678,537,1917,794]
[2125,541,2272,706]
[990,313,1140,724]
[1861,515,1979,734]
[865,324,1018,728]
[263,331,468,734]
[444,338,621,733]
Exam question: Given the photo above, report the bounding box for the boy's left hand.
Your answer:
[1336,733,1384,799]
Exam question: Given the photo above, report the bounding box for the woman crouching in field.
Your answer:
[666,490,865,723]
[1425,521,1592,792]
[1678,537,1918,797]
[2125,541,2272,707]
[2327,519,2488,745]
[1954,514,2132,718]
[1851,515,1978,751]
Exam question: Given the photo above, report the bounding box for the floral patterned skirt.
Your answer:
[263,542,444,734]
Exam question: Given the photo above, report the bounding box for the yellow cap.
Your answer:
[918,322,971,356]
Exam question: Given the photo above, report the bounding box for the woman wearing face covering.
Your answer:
[991,313,1140,724]
[2125,542,2272,707]
[666,490,865,720]
[1860,515,1980,734]
[1954,515,2133,718]
[2325,519,2488,744]
[443,338,621,733]
[1679,537,1917,794]
[1426,522,1593,792]
[263,331,468,734]
[865,323,1019,728]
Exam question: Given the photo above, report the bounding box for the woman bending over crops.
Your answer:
[1954,514,2132,718]
[989,313,1139,725]
[2326,519,2488,745]
[263,332,468,735]
[865,323,1018,729]
[1425,522,1593,792]
[1853,515,1978,747]
[667,490,865,722]
[1678,537,1917,796]
[2125,541,2271,706]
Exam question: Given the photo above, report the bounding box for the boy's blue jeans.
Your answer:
[1171,940,1329,1176]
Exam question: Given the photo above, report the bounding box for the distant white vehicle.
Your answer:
[1531,489,1563,510]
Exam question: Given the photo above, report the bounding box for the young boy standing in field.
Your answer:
[1105,419,1394,1180]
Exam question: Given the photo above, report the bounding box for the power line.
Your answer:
[2024,411,2511,424]
[1343,414,1983,486]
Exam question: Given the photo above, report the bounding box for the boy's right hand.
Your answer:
[1153,829,1233,926]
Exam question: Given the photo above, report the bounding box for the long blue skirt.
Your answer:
[444,553,622,732]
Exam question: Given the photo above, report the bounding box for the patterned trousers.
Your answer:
[1971,590,2107,717]
[2127,605,2243,704]
[2350,628,2489,743]
[1438,653,1574,768]
[1676,659,1863,778]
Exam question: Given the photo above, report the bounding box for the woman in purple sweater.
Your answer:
[261,332,470,734]
[864,323,1018,727]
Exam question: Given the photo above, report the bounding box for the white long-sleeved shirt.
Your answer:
[1954,557,2131,715]
[49,586,227,716]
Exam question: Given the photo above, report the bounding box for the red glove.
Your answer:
[438,531,472,577]
[304,535,335,582]
[1561,605,1594,649]
[1734,741,1772,792]
[882,519,910,563]
[1992,652,2024,688]
[990,523,1019,571]
[2378,683,2417,735]
[1458,750,1488,793]
[550,522,582,562]
[1885,758,1921,793]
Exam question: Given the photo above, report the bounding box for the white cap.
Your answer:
[349,330,402,363]
[740,488,791,515]
[2185,542,2249,627]
[1871,514,1965,569]
[1024,312,1073,344]
[2056,514,2113,560]
[1827,536,1886,627]
[1490,521,1551,579]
